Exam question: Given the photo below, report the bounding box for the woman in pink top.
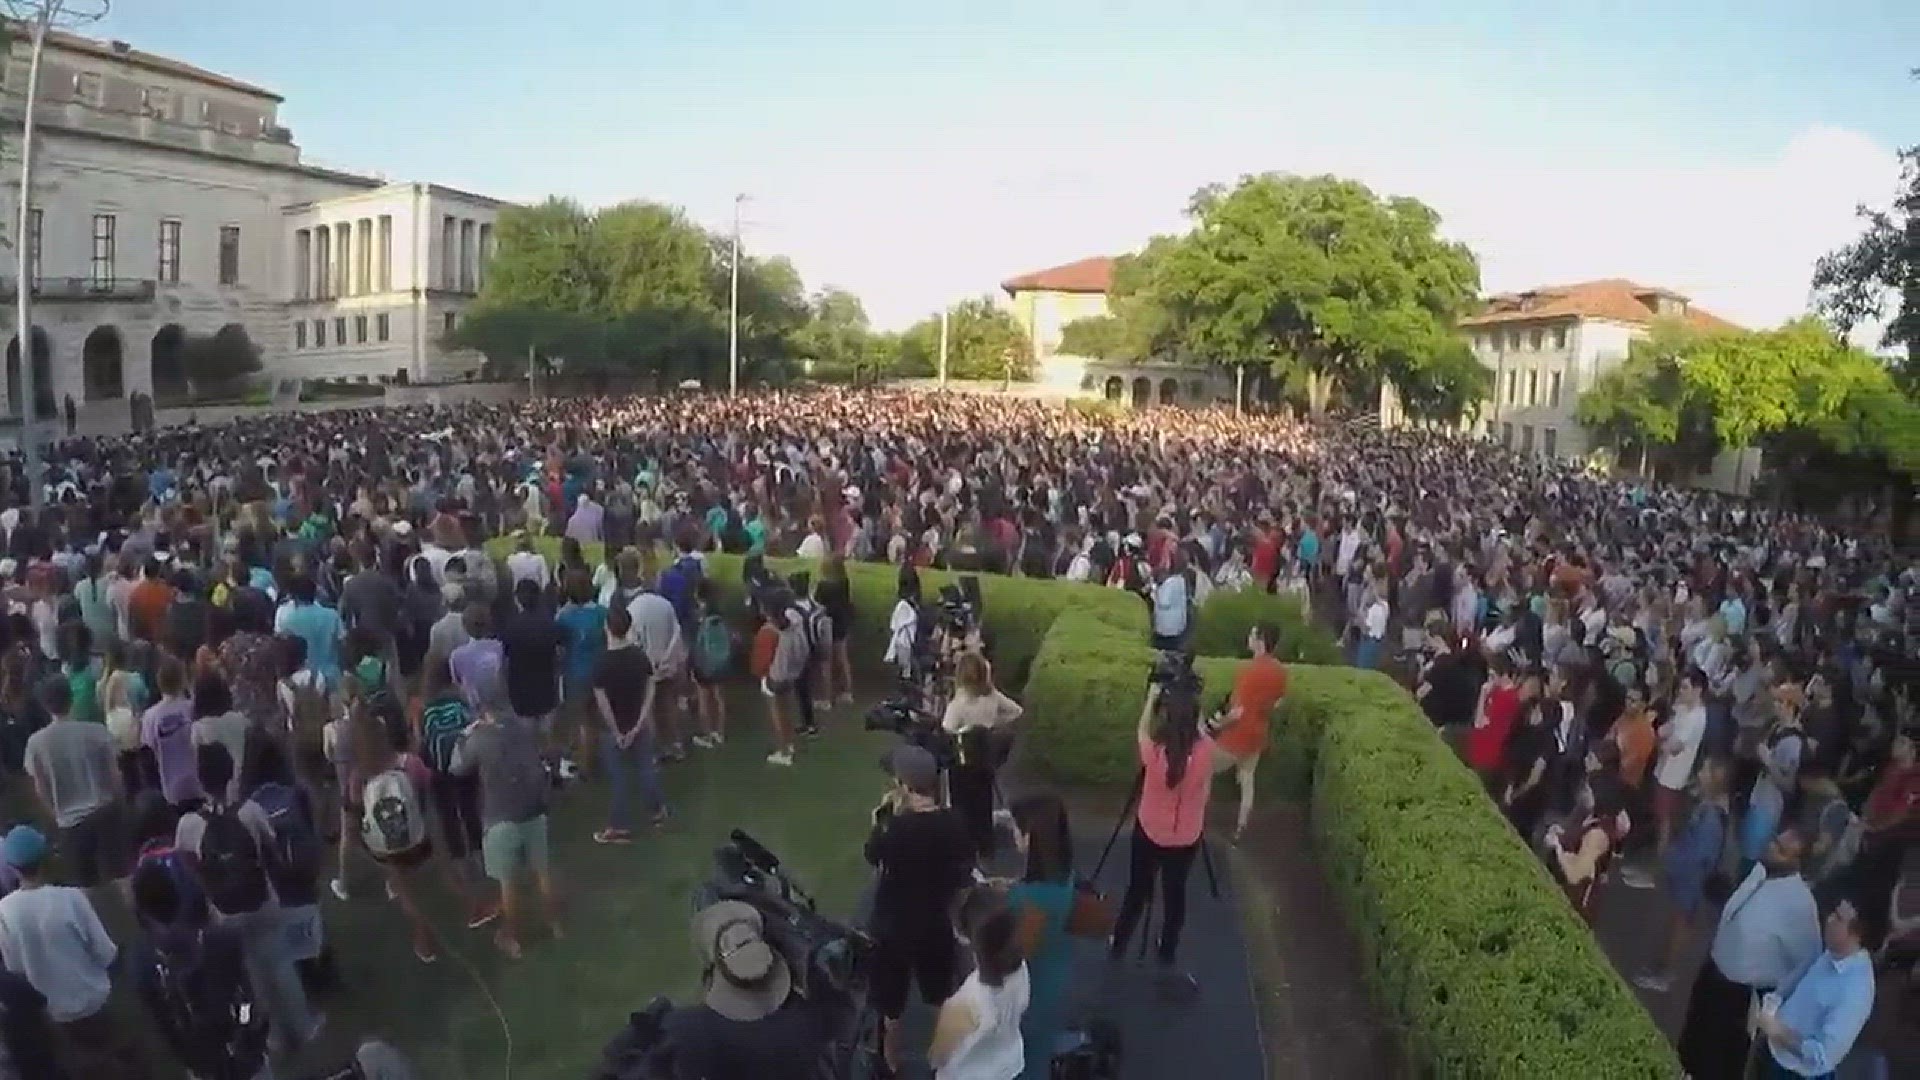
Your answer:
[1108,682,1214,976]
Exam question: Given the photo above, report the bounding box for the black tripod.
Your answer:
[1090,765,1223,964]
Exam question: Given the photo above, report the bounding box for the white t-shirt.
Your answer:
[797,533,829,560]
[936,964,1031,1080]
[1654,703,1708,790]
[0,884,117,1022]
[505,550,550,590]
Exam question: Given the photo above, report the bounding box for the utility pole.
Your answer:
[728,193,745,394]
[5,2,107,508]
[937,307,949,388]
[526,342,536,399]
[1234,363,1245,416]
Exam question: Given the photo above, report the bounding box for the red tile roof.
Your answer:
[1001,256,1115,295]
[1460,278,1740,333]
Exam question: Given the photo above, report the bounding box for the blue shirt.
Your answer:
[1720,597,1749,637]
[1710,867,1822,989]
[1296,530,1319,564]
[1767,949,1875,1076]
[274,602,343,685]
[555,602,606,685]
[1664,800,1728,883]
[1152,574,1190,637]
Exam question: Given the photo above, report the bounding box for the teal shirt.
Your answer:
[744,518,768,557]
[1008,877,1076,1077]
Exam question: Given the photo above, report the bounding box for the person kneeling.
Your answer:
[651,900,834,1080]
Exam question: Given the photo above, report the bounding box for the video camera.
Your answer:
[934,574,984,637]
[1146,649,1203,696]
[863,690,959,771]
[697,829,873,1001]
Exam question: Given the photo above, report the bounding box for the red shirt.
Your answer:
[1865,763,1920,831]
[1250,532,1280,582]
[1466,684,1520,772]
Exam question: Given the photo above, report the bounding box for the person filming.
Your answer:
[1108,682,1215,987]
[651,899,835,1080]
[941,653,1023,857]
[865,744,976,1076]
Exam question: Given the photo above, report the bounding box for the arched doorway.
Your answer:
[82,326,125,401]
[1130,376,1150,410]
[5,327,53,418]
[151,324,188,400]
[1103,376,1123,401]
[1159,378,1178,405]
[1187,379,1204,402]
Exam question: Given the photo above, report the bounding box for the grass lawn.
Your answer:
[18,690,895,1080]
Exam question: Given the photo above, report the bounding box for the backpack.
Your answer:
[797,599,833,662]
[420,697,471,774]
[133,837,208,928]
[197,805,270,917]
[247,782,321,906]
[657,556,703,627]
[492,719,551,820]
[147,928,270,1080]
[168,596,210,656]
[693,614,734,680]
[65,663,101,725]
[361,767,427,857]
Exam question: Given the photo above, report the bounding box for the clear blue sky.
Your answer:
[92,0,1920,329]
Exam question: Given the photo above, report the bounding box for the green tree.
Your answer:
[1114,174,1481,412]
[795,287,884,380]
[1057,315,1129,359]
[181,325,263,388]
[899,297,1033,382]
[1812,111,1919,380]
[477,198,600,314]
[1393,338,1492,424]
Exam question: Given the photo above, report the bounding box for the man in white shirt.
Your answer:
[504,533,551,590]
[1355,592,1389,669]
[0,826,141,1073]
[629,590,688,759]
[1653,672,1710,853]
[1150,564,1190,651]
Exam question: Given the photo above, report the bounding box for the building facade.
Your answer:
[0,28,500,418]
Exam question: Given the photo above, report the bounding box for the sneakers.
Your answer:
[556,757,581,782]
[660,743,687,763]
[1618,867,1658,890]
[837,692,855,706]
[799,724,823,740]
[467,903,502,931]
[767,748,795,767]
[329,878,350,902]
[1631,973,1672,993]
[812,700,834,714]
[691,733,719,750]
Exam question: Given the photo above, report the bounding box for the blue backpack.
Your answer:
[693,614,734,680]
[247,782,321,906]
[657,555,703,626]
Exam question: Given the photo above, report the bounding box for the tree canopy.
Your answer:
[897,297,1033,382]
[454,197,836,388]
[1812,133,1919,381]
[1088,174,1482,411]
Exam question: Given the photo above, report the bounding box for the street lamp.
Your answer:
[728,193,747,394]
[4,1,109,508]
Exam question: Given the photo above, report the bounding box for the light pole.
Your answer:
[5,1,108,508]
[937,306,948,387]
[728,193,746,394]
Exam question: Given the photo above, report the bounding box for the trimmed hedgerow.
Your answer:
[1187,587,1341,665]
[485,535,1673,1076]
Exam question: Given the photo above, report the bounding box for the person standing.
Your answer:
[927,898,1029,1080]
[274,575,343,689]
[1109,683,1214,987]
[451,707,561,959]
[592,606,667,843]
[1006,794,1086,1080]
[1632,758,1732,992]
[1149,562,1190,652]
[552,571,606,780]
[941,653,1023,858]
[128,857,271,1080]
[0,825,145,1078]
[22,679,126,888]
[1676,827,1822,1080]
[1754,900,1875,1080]
[1653,671,1710,854]
[1211,622,1288,839]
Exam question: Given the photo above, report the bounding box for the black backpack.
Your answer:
[147,928,270,1080]
[197,805,270,916]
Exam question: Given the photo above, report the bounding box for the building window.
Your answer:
[1504,369,1517,405]
[295,321,307,349]
[376,313,390,342]
[377,216,393,291]
[314,318,327,347]
[478,223,493,289]
[356,219,372,295]
[72,71,101,104]
[157,218,182,283]
[1521,425,1535,453]
[141,86,171,118]
[27,209,42,282]
[1501,422,1513,448]
[1507,330,1521,351]
[1543,427,1558,459]
[443,311,457,335]
[294,229,311,299]
[1548,371,1563,408]
[218,226,240,286]
[459,219,475,292]
[1528,328,1543,350]
[334,317,347,344]
[354,315,368,344]
[1526,370,1539,406]
[442,216,457,289]
[315,226,331,298]
[1552,327,1568,350]
[90,213,116,284]
[337,225,353,297]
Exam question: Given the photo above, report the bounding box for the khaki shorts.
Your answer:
[482,815,550,883]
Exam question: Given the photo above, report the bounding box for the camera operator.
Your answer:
[941,653,1022,857]
[651,900,834,1080]
[883,567,923,681]
[1109,681,1215,987]
[865,744,976,1076]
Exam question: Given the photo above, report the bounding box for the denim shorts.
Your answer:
[482,815,550,883]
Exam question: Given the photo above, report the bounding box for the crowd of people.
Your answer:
[0,386,1907,1078]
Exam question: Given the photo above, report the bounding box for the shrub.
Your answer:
[485,534,1673,1076]
[1188,587,1340,665]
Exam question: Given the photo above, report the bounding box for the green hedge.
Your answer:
[484,535,1673,1077]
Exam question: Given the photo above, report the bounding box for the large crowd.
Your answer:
[0,387,1910,1080]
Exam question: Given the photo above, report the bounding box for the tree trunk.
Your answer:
[1306,371,1333,415]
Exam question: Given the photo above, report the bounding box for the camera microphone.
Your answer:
[730,829,782,872]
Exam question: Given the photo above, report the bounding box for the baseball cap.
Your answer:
[2,825,48,870]
[882,743,940,796]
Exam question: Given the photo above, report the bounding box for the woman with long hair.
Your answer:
[942,653,1023,856]
[816,553,856,705]
[1008,794,1077,1080]
[884,566,923,680]
[928,893,1030,1080]
[1108,683,1213,984]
